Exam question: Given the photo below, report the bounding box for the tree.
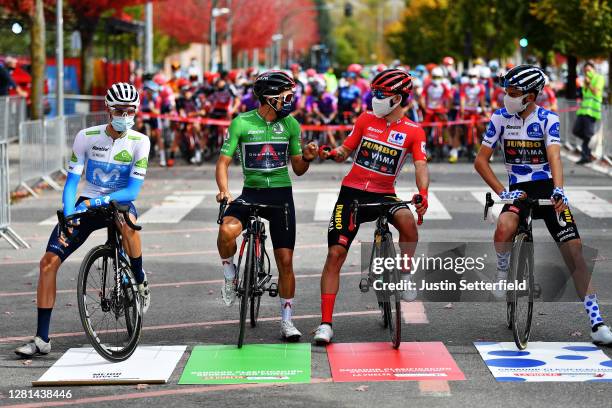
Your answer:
[530,0,612,98]
[0,0,50,119]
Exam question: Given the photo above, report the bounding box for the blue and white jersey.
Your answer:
[481,106,560,185]
[67,125,150,198]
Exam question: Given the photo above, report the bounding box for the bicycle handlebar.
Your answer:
[483,192,567,227]
[57,201,142,240]
[350,196,424,226]
[217,199,290,231]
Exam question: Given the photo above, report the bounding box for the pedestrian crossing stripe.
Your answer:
[36,189,612,226]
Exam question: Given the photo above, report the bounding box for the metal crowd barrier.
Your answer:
[0,96,27,143]
[0,140,29,249]
[558,98,580,152]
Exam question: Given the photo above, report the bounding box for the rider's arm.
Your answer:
[62,130,87,216]
[474,113,505,195]
[288,118,310,176]
[216,118,240,197]
[81,136,151,209]
[332,112,365,163]
[412,128,429,193]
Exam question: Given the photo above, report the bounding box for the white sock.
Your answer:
[159,149,166,161]
[222,257,235,279]
[496,251,511,278]
[281,298,293,321]
[584,293,604,328]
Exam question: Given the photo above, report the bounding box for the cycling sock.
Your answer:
[159,150,166,161]
[222,257,236,279]
[584,293,604,329]
[280,298,293,321]
[321,293,336,325]
[130,256,144,284]
[36,308,52,343]
[496,251,511,276]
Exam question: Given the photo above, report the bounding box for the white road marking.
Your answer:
[314,193,337,221]
[565,190,612,218]
[138,193,205,224]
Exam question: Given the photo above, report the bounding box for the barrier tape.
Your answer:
[139,105,580,133]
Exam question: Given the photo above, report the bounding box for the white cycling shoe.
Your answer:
[221,277,236,306]
[491,270,508,300]
[591,324,612,345]
[313,323,334,345]
[15,336,51,357]
[280,320,302,342]
[399,276,418,302]
[137,270,151,314]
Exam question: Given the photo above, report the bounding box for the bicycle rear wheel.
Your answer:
[381,233,402,349]
[238,236,254,348]
[77,245,142,362]
[509,233,534,350]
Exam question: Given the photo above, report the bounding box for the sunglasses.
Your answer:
[268,93,294,104]
[372,89,394,99]
[110,107,137,116]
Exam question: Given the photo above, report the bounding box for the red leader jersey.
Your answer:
[341,111,427,194]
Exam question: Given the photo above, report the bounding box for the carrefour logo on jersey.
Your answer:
[387,131,406,146]
[549,122,560,137]
[526,123,544,139]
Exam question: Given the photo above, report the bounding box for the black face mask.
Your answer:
[267,97,294,119]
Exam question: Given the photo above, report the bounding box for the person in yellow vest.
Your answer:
[573,62,605,164]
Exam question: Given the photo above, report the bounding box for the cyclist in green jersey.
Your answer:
[216,71,318,341]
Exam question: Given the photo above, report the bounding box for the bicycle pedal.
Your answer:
[359,278,370,293]
[267,282,278,297]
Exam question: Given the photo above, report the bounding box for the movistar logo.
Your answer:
[113,150,132,163]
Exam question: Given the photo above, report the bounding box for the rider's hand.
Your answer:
[318,145,332,160]
[499,189,526,201]
[551,187,569,212]
[303,142,318,161]
[216,191,233,203]
[74,201,89,214]
[413,193,428,216]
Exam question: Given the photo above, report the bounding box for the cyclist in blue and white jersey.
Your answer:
[474,65,612,345]
[15,83,152,357]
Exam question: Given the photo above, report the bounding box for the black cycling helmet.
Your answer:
[253,70,295,102]
[502,64,546,94]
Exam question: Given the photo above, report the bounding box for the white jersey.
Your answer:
[67,125,150,198]
[481,106,560,185]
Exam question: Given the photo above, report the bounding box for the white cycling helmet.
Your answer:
[479,66,492,78]
[468,67,479,77]
[105,82,140,108]
[431,67,444,78]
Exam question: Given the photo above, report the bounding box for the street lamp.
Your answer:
[11,22,23,34]
[210,6,230,73]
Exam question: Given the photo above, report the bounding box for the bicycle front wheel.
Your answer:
[381,233,402,349]
[509,233,534,350]
[238,236,254,348]
[77,245,142,362]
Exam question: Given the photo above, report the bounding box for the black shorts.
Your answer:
[224,187,296,250]
[46,197,138,262]
[501,179,580,243]
[327,186,410,249]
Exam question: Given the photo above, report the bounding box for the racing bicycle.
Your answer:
[217,199,287,348]
[57,201,143,362]
[351,197,423,349]
[483,192,565,349]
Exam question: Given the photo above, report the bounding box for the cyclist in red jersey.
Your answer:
[313,69,430,344]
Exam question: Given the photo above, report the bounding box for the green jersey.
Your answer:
[220,109,303,188]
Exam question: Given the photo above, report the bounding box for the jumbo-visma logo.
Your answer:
[526,123,544,138]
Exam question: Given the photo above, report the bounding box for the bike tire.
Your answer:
[238,236,254,348]
[509,233,534,350]
[382,234,402,349]
[77,245,142,362]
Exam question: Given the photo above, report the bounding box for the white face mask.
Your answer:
[372,95,399,118]
[111,115,136,132]
[503,94,528,114]
[469,77,478,85]
[432,79,442,86]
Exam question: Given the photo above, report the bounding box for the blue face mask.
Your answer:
[111,115,135,132]
[275,101,294,119]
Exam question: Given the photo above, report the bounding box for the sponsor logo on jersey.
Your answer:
[486,122,496,138]
[70,151,78,162]
[113,150,133,163]
[504,139,547,165]
[242,142,288,171]
[355,138,401,176]
[367,126,384,134]
[85,130,101,136]
[134,157,148,169]
[387,131,406,146]
[92,145,109,152]
[128,135,142,141]
[247,129,265,135]
[549,122,560,137]
[272,122,284,134]
[526,122,544,139]
[133,171,146,177]
[421,141,426,155]
[506,125,521,130]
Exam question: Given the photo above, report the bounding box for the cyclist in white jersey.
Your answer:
[474,65,612,345]
[15,83,152,357]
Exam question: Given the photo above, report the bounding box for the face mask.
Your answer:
[469,77,478,85]
[432,79,442,86]
[267,98,294,119]
[503,94,528,114]
[372,95,398,118]
[111,115,135,132]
